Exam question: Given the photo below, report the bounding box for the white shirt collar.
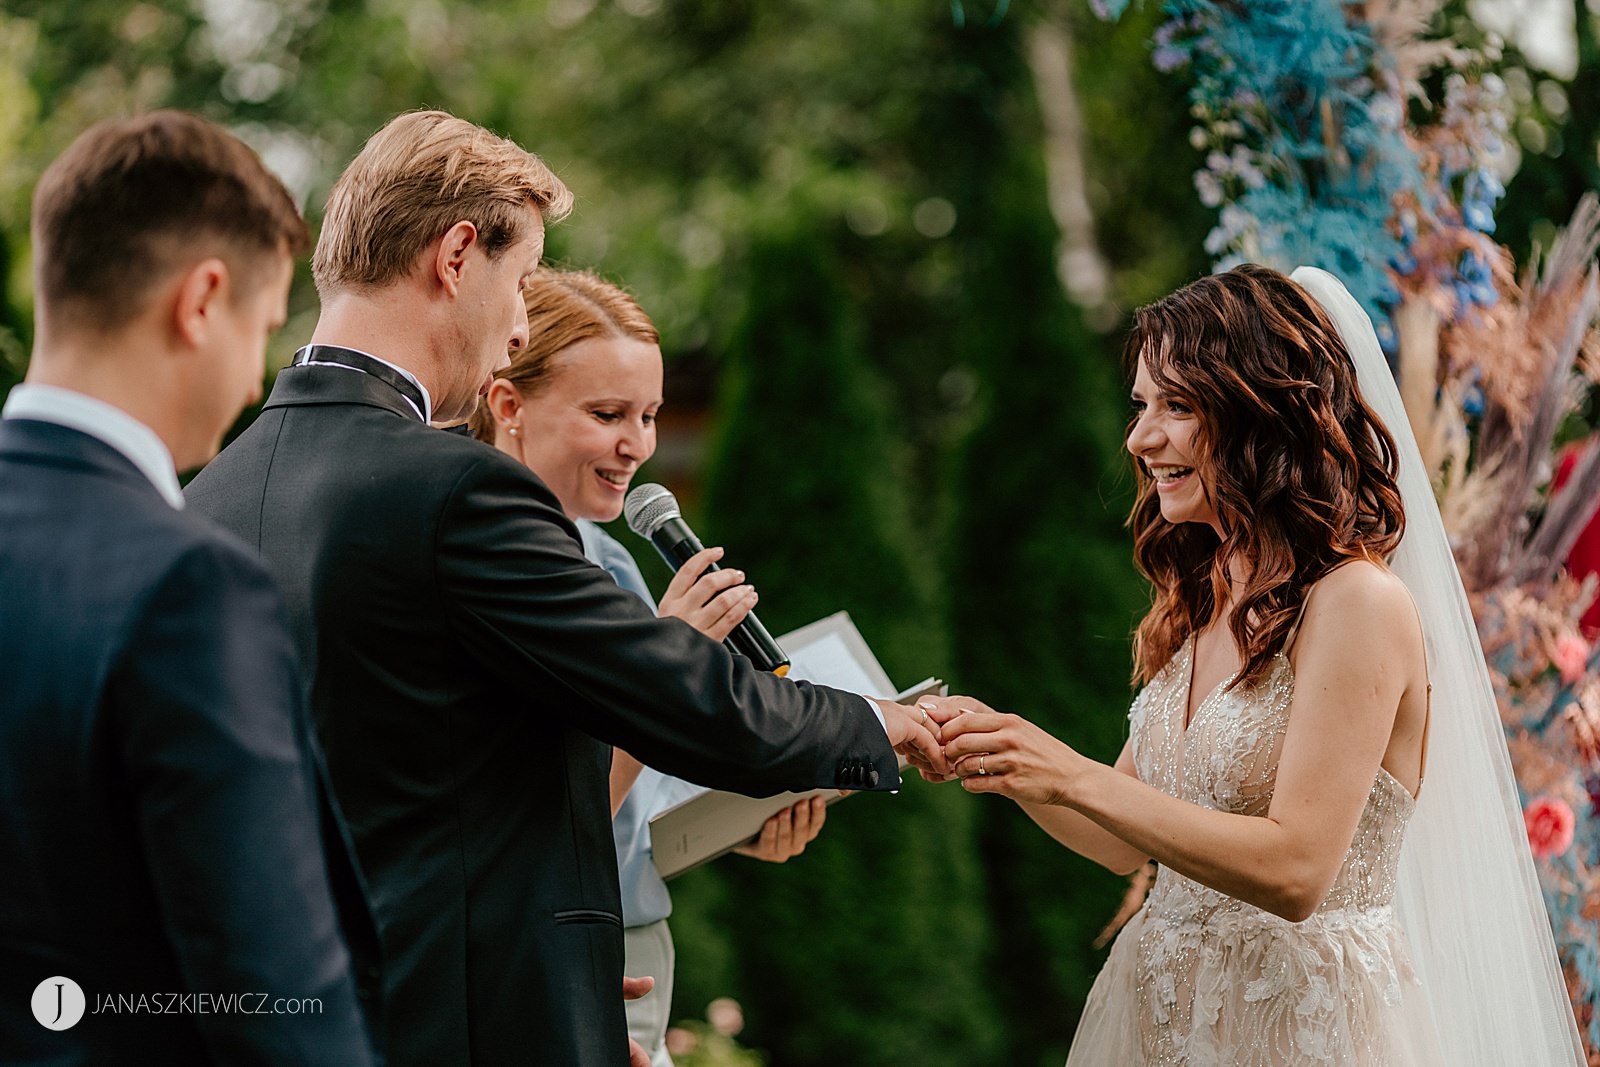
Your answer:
[2,383,186,509]
[297,345,433,423]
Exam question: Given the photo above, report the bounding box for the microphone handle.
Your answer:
[646,518,790,675]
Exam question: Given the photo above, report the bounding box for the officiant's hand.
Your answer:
[873,698,950,779]
[657,546,758,641]
[939,707,1084,805]
[735,795,826,861]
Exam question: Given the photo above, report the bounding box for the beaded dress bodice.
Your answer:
[1134,640,1415,916]
[1066,638,1433,1067]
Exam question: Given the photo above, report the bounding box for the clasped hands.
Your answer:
[879,693,1084,807]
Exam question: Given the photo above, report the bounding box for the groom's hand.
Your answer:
[870,694,1012,783]
[914,693,995,726]
[873,698,950,780]
[905,695,998,782]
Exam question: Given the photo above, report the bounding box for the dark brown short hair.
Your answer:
[31,110,308,332]
[312,111,573,297]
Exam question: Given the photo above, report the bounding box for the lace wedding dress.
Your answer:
[1060,266,1580,1065]
[1064,637,1449,1066]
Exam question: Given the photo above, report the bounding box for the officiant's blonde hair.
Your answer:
[313,110,572,296]
[468,268,659,443]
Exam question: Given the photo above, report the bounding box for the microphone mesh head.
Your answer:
[623,483,681,538]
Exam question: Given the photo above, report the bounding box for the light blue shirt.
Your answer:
[3,384,184,509]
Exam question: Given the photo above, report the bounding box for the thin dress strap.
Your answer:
[1395,578,1433,795]
[1281,598,1312,656]
[1282,560,1362,656]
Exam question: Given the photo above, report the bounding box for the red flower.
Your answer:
[1524,795,1576,859]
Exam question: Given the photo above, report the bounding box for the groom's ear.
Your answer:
[433,220,479,298]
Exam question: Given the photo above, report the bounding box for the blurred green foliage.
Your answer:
[691,205,999,1065]
[1,0,1594,1063]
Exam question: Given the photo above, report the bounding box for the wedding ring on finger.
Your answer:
[979,754,988,776]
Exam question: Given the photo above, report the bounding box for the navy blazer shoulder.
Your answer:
[0,418,381,1066]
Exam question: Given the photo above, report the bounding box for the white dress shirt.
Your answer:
[295,347,434,423]
[3,383,185,509]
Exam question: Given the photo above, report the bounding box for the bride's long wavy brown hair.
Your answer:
[1126,264,1406,690]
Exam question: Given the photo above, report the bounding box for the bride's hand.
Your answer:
[939,708,1088,806]
[904,694,995,782]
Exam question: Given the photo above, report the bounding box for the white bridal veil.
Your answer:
[1290,267,1584,1065]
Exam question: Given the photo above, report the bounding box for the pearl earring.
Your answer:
[508,426,519,437]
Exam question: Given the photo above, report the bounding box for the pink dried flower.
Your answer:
[664,1028,697,1056]
[1553,633,1590,685]
[707,997,744,1037]
[1524,795,1577,859]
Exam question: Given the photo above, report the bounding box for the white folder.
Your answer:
[647,610,943,879]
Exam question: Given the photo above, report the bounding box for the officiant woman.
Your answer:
[469,266,829,1067]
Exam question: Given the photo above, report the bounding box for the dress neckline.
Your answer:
[1175,636,1419,804]
[1180,635,1239,734]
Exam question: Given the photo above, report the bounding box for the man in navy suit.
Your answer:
[0,111,381,1065]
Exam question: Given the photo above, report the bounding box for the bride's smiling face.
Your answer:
[1127,357,1221,535]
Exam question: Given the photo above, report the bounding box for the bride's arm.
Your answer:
[944,564,1423,922]
[1014,741,1151,876]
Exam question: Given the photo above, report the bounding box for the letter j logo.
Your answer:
[31,976,85,1030]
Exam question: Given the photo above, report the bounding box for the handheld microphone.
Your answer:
[623,483,790,676]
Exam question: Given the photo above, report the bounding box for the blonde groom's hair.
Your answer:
[312,110,573,296]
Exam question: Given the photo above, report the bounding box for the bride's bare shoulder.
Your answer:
[1299,559,1420,647]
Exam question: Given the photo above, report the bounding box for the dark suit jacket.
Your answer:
[0,419,383,1065]
[185,364,899,1066]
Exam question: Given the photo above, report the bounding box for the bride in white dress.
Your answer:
[930,265,1582,1065]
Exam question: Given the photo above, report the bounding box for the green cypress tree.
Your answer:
[928,14,1173,1065]
[943,233,1146,1062]
[666,207,1002,1067]
[0,236,25,402]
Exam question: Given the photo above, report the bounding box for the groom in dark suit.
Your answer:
[186,110,948,1067]
[0,113,381,1064]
